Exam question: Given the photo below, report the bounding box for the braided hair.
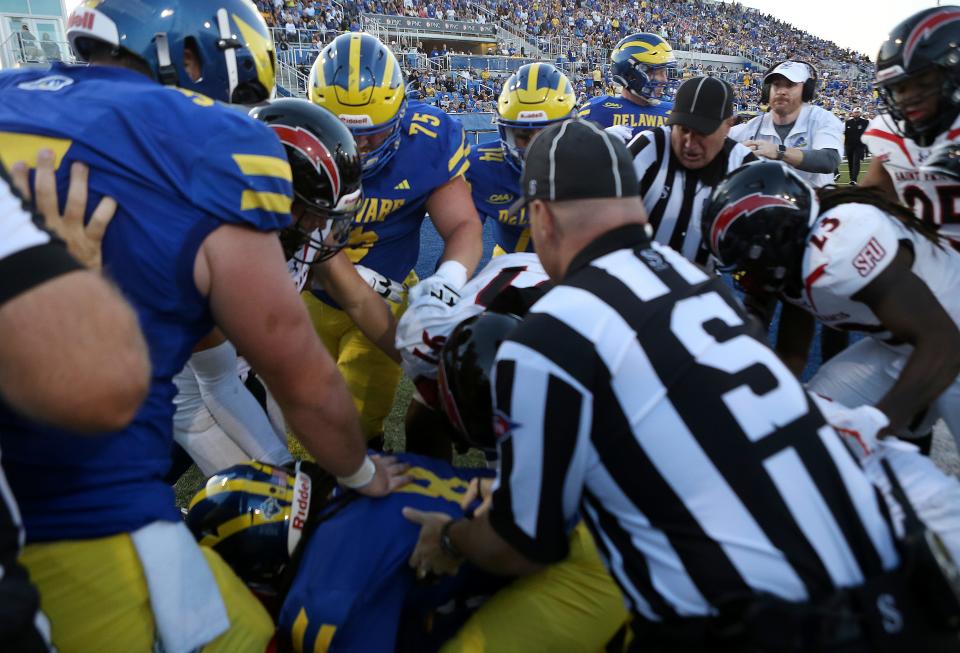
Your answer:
[816,185,943,248]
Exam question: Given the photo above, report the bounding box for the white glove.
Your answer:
[354,265,406,304]
[408,261,468,307]
[810,393,889,463]
[604,124,634,144]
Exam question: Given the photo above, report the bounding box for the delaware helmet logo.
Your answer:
[903,8,960,67]
[710,192,796,254]
[270,124,341,198]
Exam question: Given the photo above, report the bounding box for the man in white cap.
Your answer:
[729,60,843,188]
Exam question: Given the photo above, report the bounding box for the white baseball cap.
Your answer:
[764,61,812,84]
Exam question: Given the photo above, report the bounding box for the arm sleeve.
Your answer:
[794,147,841,174]
[487,339,591,564]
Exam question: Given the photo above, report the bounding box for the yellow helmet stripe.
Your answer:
[554,70,566,93]
[526,62,541,93]
[241,190,293,213]
[348,34,362,95]
[188,478,293,510]
[618,40,655,52]
[233,14,275,94]
[232,154,293,181]
[198,509,288,547]
[381,49,395,89]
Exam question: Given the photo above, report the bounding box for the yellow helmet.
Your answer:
[497,63,576,172]
[309,32,405,177]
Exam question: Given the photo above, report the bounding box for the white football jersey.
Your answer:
[396,252,547,386]
[784,202,960,345]
[863,113,960,243]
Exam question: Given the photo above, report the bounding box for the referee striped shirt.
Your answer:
[487,223,899,621]
[628,126,756,265]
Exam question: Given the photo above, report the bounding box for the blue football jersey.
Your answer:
[312,101,469,308]
[465,145,531,255]
[578,94,673,130]
[0,64,293,541]
[280,453,493,653]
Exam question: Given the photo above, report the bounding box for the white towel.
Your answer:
[131,521,230,653]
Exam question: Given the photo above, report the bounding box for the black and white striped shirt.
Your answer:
[628,126,756,265]
[488,224,899,621]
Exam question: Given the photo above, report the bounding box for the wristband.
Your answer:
[337,455,376,489]
[435,260,468,290]
[440,519,464,560]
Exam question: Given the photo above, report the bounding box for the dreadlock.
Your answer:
[817,185,943,248]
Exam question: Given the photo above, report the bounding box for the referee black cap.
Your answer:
[667,76,735,135]
[507,118,638,217]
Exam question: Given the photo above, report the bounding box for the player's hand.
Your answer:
[461,477,494,518]
[10,150,118,270]
[743,139,779,160]
[353,454,411,498]
[408,274,461,307]
[402,507,462,578]
[354,264,406,303]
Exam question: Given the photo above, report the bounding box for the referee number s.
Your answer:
[670,292,808,441]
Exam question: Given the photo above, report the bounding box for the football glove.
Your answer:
[354,265,406,303]
[408,261,468,307]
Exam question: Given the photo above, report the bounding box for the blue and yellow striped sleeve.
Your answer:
[191,121,293,231]
[443,118,471,181]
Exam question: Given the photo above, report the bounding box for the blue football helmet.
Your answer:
[610,33,678,103]
[185,461,316,588]
[67,0,276,104]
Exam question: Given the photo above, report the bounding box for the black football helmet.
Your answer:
[921,140,960,181]
[875,6,960,145]
[249,98,362,264]
[437,312,522,452]
[702,161,819,295]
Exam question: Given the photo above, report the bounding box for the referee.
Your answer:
[627,76,756,264]
[402,120,944,651]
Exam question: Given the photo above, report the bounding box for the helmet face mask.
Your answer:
[285,188,362,264]
[496,63,577,173]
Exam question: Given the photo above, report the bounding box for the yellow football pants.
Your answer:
[442,522,629,653]
[20,534,273,653]
[302,279,411,440]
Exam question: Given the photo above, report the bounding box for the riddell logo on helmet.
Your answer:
[517,110,548,120]
[339,114,374,127]
[291,472,311,531]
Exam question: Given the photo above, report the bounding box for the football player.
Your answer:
[306,32,482,446]
[0,1,404,651]
[466,63,576,256]
[578,33,676,132]
[173,98,378,477]
[702,161,960,445]
[861,6,960,243]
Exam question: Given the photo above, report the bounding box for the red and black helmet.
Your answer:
[875,6,960,145]
[701,161,819,295]
[249,98,362,264]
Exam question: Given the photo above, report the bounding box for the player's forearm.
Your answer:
[439,218,482,276]
[342,298,400,363]
[449,513,543,577]
[876,338,960,433]
[0,270,150,432]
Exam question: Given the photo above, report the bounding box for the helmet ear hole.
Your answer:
[183,37,202,82]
